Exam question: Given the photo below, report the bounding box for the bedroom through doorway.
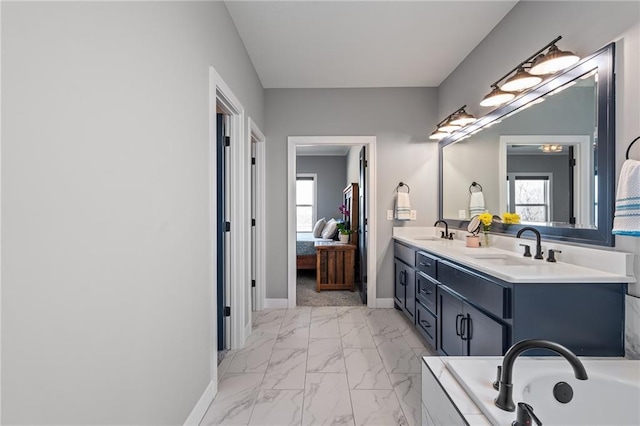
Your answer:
[294,143,366,307]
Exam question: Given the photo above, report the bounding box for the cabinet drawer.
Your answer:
[438,260,510,319]
[394,242,416,266]
[416,251,438,279]
[416,271,437,314]
[416,302,437,350]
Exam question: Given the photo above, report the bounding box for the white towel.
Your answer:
[613,159,640,236]
[395,192,411,221]
[469,191,486,217]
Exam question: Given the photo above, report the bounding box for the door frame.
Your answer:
[287,136,377,308]
[248,118,266,313]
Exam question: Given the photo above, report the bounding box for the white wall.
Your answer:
[437,1,640,296]
[1,2,263,424]
[346,146,361,186]
[265,88,439,299]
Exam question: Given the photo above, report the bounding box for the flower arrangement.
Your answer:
[336,204,353,235]
[502,212,521,225]
[478,212,493,232]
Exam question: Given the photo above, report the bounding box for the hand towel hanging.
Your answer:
[395,192,411,220]
[469,191,486,217]
[613,158,640,236]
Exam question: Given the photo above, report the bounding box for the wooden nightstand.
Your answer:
[315,241,356,292]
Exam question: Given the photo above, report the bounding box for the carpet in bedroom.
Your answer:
[296,270,363,306]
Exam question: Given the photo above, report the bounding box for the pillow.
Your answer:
[321,218,338,239]
[312,217,326,238]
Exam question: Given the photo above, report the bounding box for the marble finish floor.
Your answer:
[201,306,436,425]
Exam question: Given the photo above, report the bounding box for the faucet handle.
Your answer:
[492,365,501,390]
[440,231,446,239]
[448,232,455,240]
[513,402,542,426]
[547,249,562,263]
[518,244,531,257]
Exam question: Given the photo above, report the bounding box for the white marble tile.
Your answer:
[366,310,400,340]
[311,306,337,318]
[337,307,366,323]
[401,325,428,349]
[201,373,263,425]
[248,390,304,426]
[275,321,310,349]
[377,336,421,374]
[423,358,483,415]
[253,309,286,333]
[302,373,354,426]
[283,307,312,325]
[307,338,345,373]
[309,316,340,339]
[226,333,277,373]
[262,348,308,390]
[626,294,640,359]
[344,348,392,390]
[339,322,376,349]
[388,309,413,333]
[218,350,237,378]
[350,389,408,426]
[389,374,421,426]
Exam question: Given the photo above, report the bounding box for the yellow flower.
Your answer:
[478,213,493,227]
[502,212,521,224]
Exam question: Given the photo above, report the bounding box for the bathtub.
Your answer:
[444,358,640,426]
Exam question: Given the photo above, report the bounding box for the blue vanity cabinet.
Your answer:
[438,284,508,356]
[394,258,415,320]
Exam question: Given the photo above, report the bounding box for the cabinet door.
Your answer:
[404,267,415,319]
[438,287,464,356]
[463,303,508,356]
[394,260,405,308]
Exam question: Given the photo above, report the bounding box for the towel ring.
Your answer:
[469,181,483,194]
[626,136,640,160]
[396,182,410,193]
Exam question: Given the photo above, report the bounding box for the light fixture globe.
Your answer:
[501,67,543,92]
[530,45,580,75]
[429,129,449,140]
[438,120,461,133]
[480,86,515,107]
[450,110,477,126]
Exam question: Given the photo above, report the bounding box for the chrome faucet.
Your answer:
[516,227,543,259]
[494,339,588,412]
[434,220,453,239]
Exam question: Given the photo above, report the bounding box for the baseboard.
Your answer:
[184,380,216,425]
[376,298,395,308]
[264,298,289,309]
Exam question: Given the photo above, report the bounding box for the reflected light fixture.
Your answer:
[480,36,580,108]
[540,144,563,153]
[429,105,476,140]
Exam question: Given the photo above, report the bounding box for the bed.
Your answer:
[296,232,332,270]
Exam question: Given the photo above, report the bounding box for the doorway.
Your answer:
[287,136,377,308]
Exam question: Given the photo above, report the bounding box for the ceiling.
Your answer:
[225,1,518,89]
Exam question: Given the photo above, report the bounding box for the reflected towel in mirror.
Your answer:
[613,159,640,236]
[469,191,486,217]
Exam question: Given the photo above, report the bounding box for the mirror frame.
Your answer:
[439,43,615,246]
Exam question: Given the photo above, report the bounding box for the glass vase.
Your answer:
[483,231,490,247]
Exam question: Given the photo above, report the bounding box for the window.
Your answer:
[507,173,552,222]
[296,174,316,232]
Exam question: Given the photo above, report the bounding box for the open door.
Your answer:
[216,113,228,351]
[358,146,367,304]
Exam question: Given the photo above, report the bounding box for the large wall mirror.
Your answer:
[439,43,615,246]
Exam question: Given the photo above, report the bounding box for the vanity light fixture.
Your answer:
[430,105,476,140]
[480,36,580,108]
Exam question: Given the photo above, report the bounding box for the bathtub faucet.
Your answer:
[494,339,588,412]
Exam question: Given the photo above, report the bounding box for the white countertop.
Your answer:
[393,231,634,284]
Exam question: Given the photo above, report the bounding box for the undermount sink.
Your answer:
[468,253,533,266]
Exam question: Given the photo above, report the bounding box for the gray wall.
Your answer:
[2,2,263,424]
[297,156,348,222]
[507,154,572,222]
[265,88,439,299]
[436,1,640,296]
